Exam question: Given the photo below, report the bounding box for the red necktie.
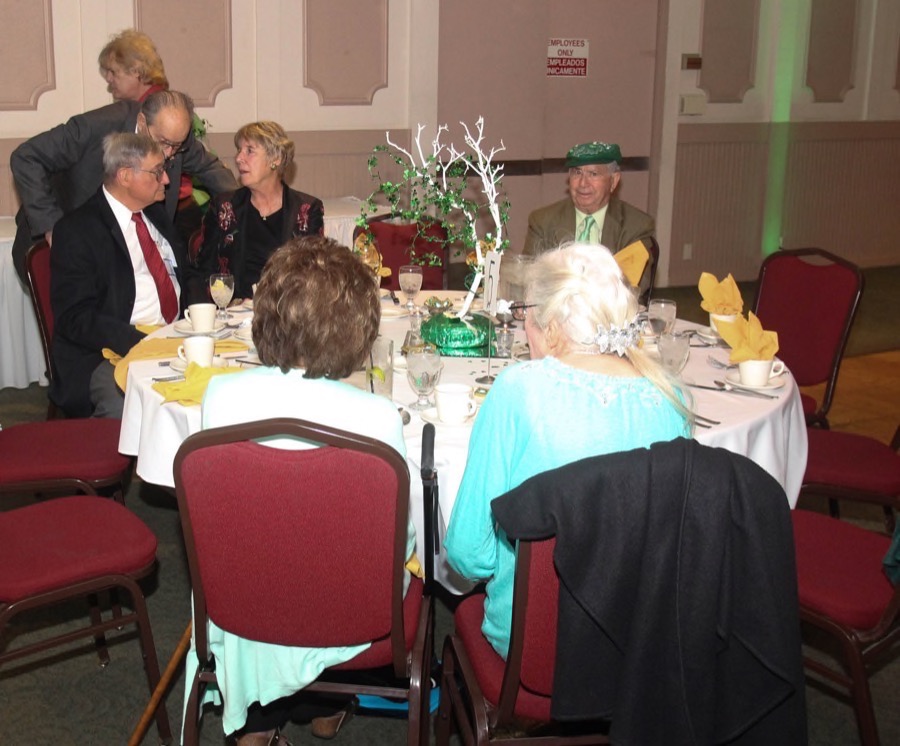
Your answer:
[132,212,178,323]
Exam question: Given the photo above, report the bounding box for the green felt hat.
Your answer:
[565,141,622,167]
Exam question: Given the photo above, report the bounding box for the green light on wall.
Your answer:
[760,2,800,257]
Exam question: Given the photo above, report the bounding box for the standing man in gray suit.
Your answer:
[523,141,656,296]
[10,89,237,282]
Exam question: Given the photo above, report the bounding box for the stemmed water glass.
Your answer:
[658,331,690,375]
[209,273,235,322]
[398,265,423,312]
[647,298,677,337]
[406,346,443,411]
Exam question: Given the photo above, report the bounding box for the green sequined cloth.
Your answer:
[421,313,494,357]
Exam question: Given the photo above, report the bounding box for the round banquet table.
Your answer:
[119,290,808,593]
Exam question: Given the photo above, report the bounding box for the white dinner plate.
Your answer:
[173,319,226,336]
[381,305,408,319]
[695,326,723,346]
[724,370,787,391]
[419,407,475,427]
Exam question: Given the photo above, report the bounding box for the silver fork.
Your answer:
[707,355,737,370]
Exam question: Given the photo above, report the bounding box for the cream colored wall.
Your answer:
[665,0,900,284]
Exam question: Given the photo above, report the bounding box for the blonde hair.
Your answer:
[234,121,295,178]
[98,30,168,87]
[526,242,691,420]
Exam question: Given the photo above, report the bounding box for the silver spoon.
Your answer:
[706,355,737,370]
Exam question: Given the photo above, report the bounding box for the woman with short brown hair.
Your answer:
[198,236,413,745]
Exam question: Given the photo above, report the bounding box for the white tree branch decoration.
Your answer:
[358,117,509,317]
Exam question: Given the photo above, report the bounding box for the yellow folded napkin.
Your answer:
[151,362,244,406]
[716,311,780,362]
[615,241,650,288]
[105,337,249,391]
[698,272,744,315]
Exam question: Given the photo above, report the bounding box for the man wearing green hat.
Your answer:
[523,141,656,291]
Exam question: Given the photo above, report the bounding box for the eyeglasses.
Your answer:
[154,135,184,154]
[132,166,167,182]
[509,302,538,321]
[569,167,610,181]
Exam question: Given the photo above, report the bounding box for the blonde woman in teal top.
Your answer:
[445,242,691,658]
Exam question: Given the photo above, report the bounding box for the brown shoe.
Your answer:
[310,698,358,739]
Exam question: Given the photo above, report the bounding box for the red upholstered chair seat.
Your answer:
[0,496,170,743]
[805,428,900,496]
[453,594,552,722]
[792,509,893,631]
[0,420,129,484]
[0,496,157,602]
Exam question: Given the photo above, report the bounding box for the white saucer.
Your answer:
[174,319,226,336]
[234,327,254,343]
[695,326,723,346]
[419,407,475,427]
[512,344,531,362]
[725,370,786,391]
[381,306,408,319]
[169,357,229,373]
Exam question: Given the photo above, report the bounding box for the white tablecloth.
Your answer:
[119,295,807,592]
[0,217,47,390]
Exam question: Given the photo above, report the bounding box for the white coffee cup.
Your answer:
[184,303,217,332]
[738,359,785,387]
[709,313,737,335]
[178,336,215,367]
[435,383,477,425]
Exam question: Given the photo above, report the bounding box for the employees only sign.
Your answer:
[547,38,588,77]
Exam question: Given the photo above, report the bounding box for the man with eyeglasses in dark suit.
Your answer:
[49,133,205,418]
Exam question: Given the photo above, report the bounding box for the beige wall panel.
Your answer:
[805,0,858,103]
[670,124,769,285]
[137,0,232,106]
[257,0,415,131]
[868,0,900,120]
[0,0,55,111]
[303,0,387,106]
[782,122,900,267]
[698,0,759,103]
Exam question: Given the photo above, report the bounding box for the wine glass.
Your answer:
[647,298,677,337]
[658,331,690,375]
[406,347,443,411]
[398,265,423,312]
[209,274,235,322]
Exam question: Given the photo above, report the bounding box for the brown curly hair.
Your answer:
[252,236,380,379]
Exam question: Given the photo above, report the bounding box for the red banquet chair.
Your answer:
[358,218,448,292]
[175,418,434,746]
[4,242,133,503]
[0,496,172,744]
[437,538,611,746]
[752,248,863,429]
[803,425,900,530]
[792,509,899,746]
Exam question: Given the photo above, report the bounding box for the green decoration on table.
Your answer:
[421,313,494,357]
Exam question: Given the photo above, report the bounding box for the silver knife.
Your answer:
[389,290,400,305]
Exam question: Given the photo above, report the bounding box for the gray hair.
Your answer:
[102,132,162,182]
[141,89,195,125]
[526,242,690,420]
[605,161,620,175]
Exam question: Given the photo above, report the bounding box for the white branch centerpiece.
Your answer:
[356,117,510,317]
